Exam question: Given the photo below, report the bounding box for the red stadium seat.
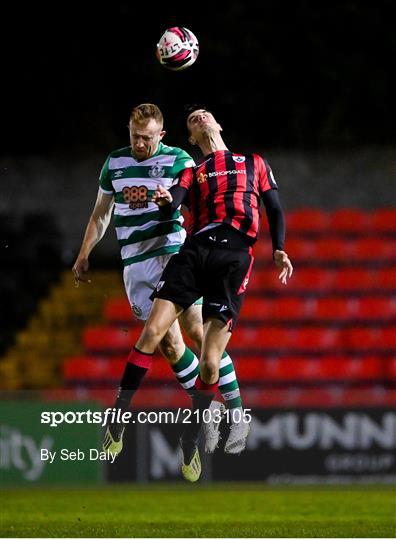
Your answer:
[292,327,341,352]
[286,209,329,234]
[329,208,370,234]
[341,327,396,351]
[385,356,396,380]
[240,297,309,321]
[354,296,396,321]
[352,238,396,262]
[313,297,353,320]
[333,269,376,291]
[248,269,281,292]
[82,326,142,353]
[231,326,292,350]
[288,269,335,292]
[104,298,132,324]
[240,298,273,320]
[370,208,396,233]
[376,268,396,290]
[313,238,351,262]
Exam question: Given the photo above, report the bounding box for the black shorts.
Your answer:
[150,227,254,331]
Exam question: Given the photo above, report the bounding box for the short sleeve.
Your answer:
[255,154,278,194]
[99,155,113,194]
[172,149,195,178]
[174,167,194,190]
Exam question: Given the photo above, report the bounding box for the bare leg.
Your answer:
[200,317,232,384]
[179,304,203,350]
[136,298,184,353]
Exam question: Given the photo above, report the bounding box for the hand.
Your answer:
[151,184,173,206]
[274,250,293,285]
[72,256,91,287]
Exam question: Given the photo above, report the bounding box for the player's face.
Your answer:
[187,109,222,144]
[129,118,165,161]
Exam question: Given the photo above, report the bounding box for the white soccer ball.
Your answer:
[156,27,199,71]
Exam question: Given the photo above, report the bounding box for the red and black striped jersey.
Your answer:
[175,150,278,240]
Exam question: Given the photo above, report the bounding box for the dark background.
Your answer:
[2,1,395,157]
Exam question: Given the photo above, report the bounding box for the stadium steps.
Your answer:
[0,270,124,389]
[58,207,395,406]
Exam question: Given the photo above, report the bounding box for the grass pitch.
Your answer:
[0,483,395,537]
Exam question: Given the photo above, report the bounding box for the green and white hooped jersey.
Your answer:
[99,143,194,267]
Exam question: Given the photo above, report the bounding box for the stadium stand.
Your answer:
[1,208,395,408]
[58,207,396,407]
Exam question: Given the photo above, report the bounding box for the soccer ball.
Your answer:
[156,27,199,71]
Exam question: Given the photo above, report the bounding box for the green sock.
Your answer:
[172,348,243,409]
[171,346,200,391]
[218,351,243,409]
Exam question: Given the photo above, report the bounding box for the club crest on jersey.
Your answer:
[131,303,143,318]
[232,156,245,163]
[197,172,207,184]
[148,162,165,179]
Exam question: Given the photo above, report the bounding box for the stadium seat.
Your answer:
[370,208,396,233]
[329,208,370,234]
[231,326,292,350]
[241,297,308,321]
[286,209,329,234]
[82,326,142,353]
[313,297,353,320]
[376,268,396,290]
[333,269,376,291]
[313,237,350,262]
[104,298,132,324]
[289,269,335,292]
[292,327,341,352]
[354,296,396,321]
[352,238,396,262]
[384,356,396,380]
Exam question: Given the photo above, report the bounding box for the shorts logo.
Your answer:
[219,305,228,312]
[232,156,245,163]
[148,163,165,179]
[156,280,165,291]
[132,303,143,318]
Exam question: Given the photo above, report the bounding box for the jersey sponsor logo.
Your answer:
[232,156,246,163]
[207,169,246,177]
[122,185,149,210]
[148,163,165,179]
[113,170,123,178]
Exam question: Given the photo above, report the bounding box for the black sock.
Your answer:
[114,362,149,415]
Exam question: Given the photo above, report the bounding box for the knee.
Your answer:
[200,357,219,381]
[159,334,184,364]
[186,324,203,350]
[140,322,165,349]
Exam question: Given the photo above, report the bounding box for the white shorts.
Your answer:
[123,253,176,320]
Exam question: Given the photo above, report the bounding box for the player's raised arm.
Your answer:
[260,185,293,285]
[72,188,114,285]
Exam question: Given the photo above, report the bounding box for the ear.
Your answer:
[159,130,166,140]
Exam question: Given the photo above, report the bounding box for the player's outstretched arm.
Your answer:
[72,189,114,286]
[274,249,293,284]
